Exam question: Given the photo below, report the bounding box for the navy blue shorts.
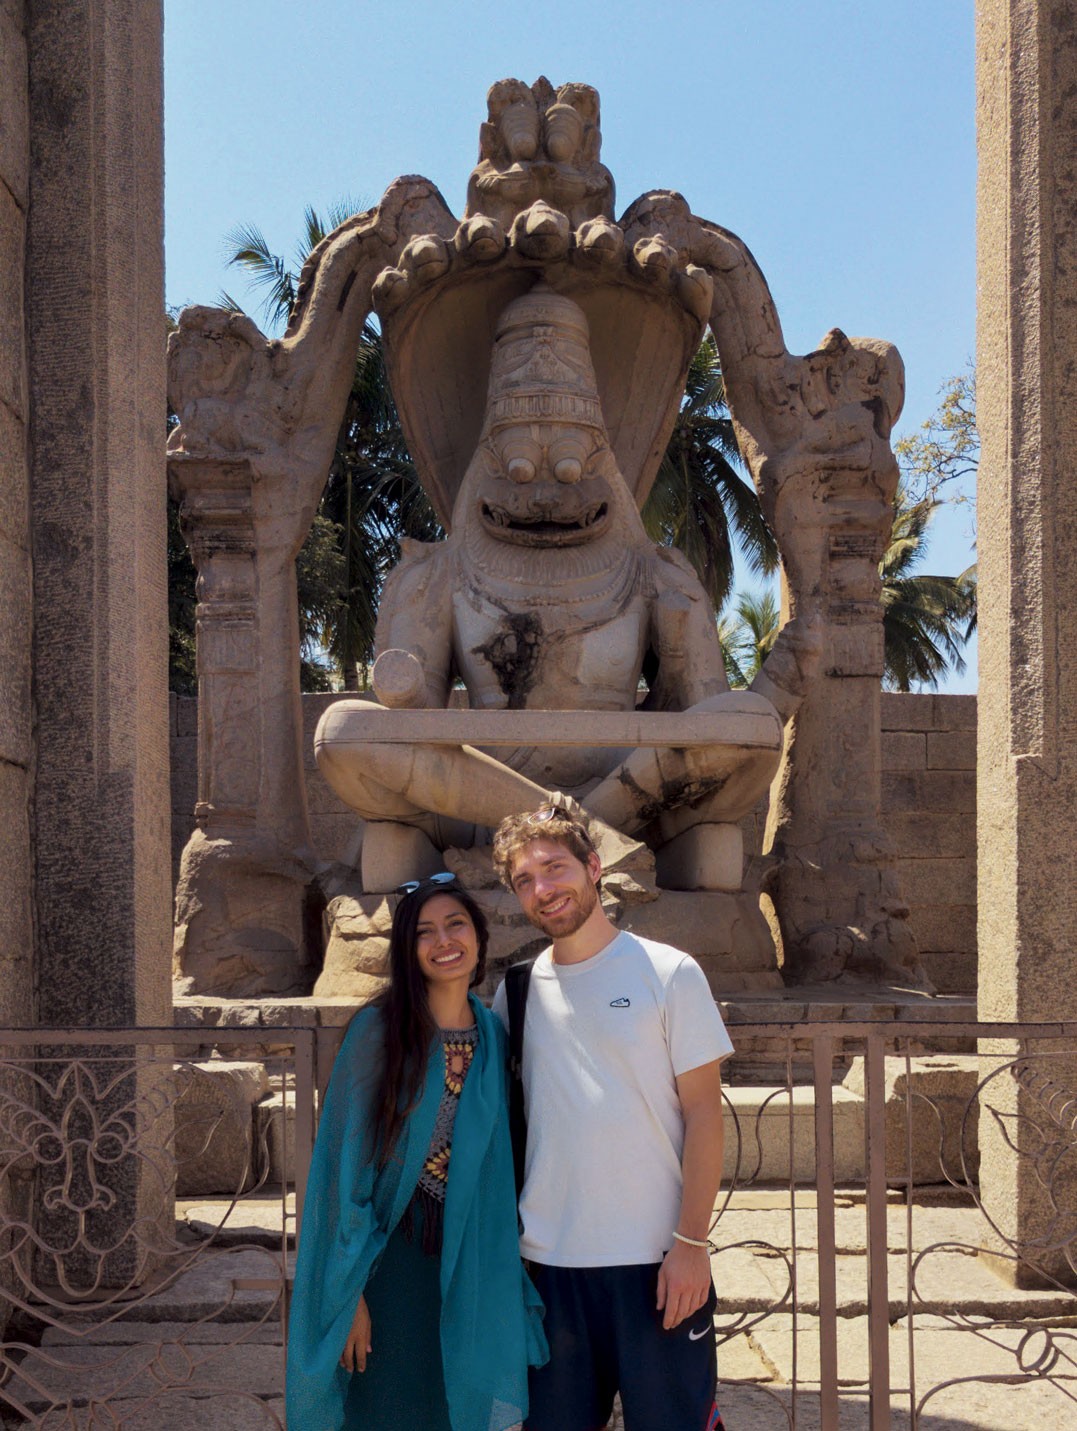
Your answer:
[524,1262,723,1431]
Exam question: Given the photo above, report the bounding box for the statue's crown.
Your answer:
[486,288,604,435]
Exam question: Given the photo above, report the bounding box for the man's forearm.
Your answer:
[676,1097,725,1241]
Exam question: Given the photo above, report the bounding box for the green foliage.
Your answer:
[895,366,978,512]
[719,588,781,688]
[167,494,198,696]
[718,492,976,693]
[219,201,439,691]
[880,488,977,692]
[642,335,778,611]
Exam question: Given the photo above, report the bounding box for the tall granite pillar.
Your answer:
[26,0,171,1028]
[0,0,36,1336]
[977,0,1077,1286]
[24,0,172,1283]
[0,3,34,1031]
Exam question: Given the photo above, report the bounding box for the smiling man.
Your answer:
[491,804,730,1431]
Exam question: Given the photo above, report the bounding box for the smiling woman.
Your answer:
[286,875,547,1429]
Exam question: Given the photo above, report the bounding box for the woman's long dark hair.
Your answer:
[371,879,489,1167]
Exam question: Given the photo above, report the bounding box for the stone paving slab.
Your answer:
[714,1332,774,1383]
[748,1310,1077,1388]
[41,1318,282,1347]
[713,1203,985,1254]
[3,1343,283,1410]
[180,1191,295,1247]
[738,1244,1077,1319]
[105,1247,291,1324]
[708,1378,1073,1430]
[3,1394,284,1430]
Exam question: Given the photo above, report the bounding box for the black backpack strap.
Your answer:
[505,958,534,1197]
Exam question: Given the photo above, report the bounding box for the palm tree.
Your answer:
[720,588,781,688]
[881,489,977,691]
[718,490,977,692]
[642,334,779,611]
[221,205,440,689]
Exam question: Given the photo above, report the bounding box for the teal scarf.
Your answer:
[286,997,547,1430]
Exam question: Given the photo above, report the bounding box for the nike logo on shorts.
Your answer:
[609,996,630,1007]
[688,1324,710,1341]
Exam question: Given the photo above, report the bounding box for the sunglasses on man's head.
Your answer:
[395,871,460,895]
[525,807,558,824]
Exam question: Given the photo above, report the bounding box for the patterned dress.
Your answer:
[408,1024,479,1254]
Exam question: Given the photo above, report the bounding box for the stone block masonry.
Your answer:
[170,691,978,995]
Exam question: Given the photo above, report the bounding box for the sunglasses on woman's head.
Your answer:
[395,871,460,895]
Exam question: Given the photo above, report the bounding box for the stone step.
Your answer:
[2,1343,284,1413]
[711,1241,1077,1320]
[3,1394,284,1431]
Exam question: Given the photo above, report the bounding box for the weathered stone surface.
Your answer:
[894,857,976,908]
[750,1311,1077,1389]
[0,187,24,423]
[27,0,171,1029]
[919,948,977,997]
[977,0,1077,1287]
[43,1319,283,1346]
[180,1189,294,1248]
[881,731,926,771]
[843,1055,979,1186]
[174,1062,269,1197]
[0,2,28,210]
[4,1343,284,1407]
[254,1091,295,1185]
[745,1242,1076,1320]
[721,1085,866,1183]
[0,760,33,1026]
[0,401,27,553]
[908,902,976,954]
[0,537,31,769]
[925,729,976,770]
[885,812,972,860]
[105,1247,288,1323]
[881,693,976,733]
[882,770,976,815]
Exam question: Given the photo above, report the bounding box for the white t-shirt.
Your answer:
[492,930,733,1267]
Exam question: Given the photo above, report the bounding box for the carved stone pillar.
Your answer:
[761,483,924,987]
[170,456,318,997]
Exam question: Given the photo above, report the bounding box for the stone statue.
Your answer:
[315,283,785,900]
[167,77,929,998]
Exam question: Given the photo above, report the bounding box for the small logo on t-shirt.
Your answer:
[609,997,631,1008]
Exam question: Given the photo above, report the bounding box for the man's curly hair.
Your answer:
[492,802,599,888]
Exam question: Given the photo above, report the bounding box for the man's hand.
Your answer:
[656,1239,712,1331]
[340,1293,372,1373]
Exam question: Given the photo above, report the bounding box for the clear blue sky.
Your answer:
[164,0,977,691]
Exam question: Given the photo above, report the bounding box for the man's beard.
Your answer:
[530,876,600,938]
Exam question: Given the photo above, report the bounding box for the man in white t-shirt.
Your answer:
[491,803,731,1431]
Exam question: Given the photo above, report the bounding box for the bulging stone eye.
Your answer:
[507,456,537,483]
[554,457,583,483]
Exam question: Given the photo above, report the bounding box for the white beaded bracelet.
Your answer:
[672,1231,709,1249]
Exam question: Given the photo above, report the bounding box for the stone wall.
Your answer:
[170,690,978,994]
[880,693,976,995]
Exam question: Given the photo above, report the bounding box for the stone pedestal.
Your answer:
[976,0,1077,1286]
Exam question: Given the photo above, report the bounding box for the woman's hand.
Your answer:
[340,1294,372,1373]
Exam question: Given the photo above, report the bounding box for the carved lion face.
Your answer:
[474,420,619,546]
